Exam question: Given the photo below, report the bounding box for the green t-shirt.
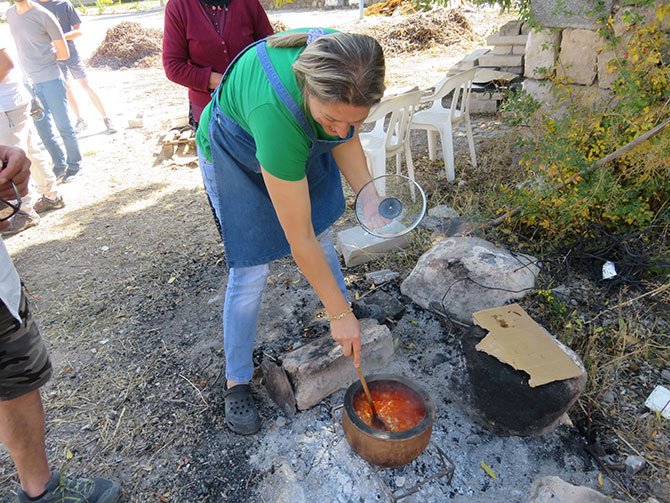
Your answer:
[195,28,340,181]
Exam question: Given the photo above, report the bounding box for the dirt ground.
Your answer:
[1,5,666,503]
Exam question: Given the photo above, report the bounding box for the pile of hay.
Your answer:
[365,0,417,17]
[89,22,163,69]
[361,9,475,55]
[271,20,290,33]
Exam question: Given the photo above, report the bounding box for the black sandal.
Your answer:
[223,384,261,435]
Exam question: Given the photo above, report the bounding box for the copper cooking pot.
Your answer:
[342,374,435,468]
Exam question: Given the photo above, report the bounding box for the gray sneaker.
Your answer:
[103,117,117,134]
[18,471,121,503]
[61,169,81,183]
[75,118,87,132]
[1,211,39,236]
[34,195,65,214]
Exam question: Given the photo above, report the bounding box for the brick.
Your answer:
[478,54,524,68]
[499,66,524,75]
[472,90,504,100]
[462,48,490,62]
[282,319,394,410]
[498,19,523,36]
[469,98,499,114]
[486,34,528,46]
[336,225,409,267]
[492,45,512,55]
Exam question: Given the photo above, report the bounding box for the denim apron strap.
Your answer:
[204,39,350,268]
[255,43,315,141]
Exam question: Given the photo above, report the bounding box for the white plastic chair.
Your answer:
[359,88,423,195]
[410,68,477,182]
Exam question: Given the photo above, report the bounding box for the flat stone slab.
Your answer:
[486,34,529,46]
[479,54,524,68]
[282,319,394,410]
[336,225,409,267]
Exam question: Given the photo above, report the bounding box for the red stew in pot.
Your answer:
[353,382,425,432]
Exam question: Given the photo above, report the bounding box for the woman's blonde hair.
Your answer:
[267,31,385,107]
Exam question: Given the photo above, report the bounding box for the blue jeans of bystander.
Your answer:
[32,78,81,176]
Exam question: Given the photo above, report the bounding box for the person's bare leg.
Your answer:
[65,80,81,122]
[0,389,51,498]
[78,78,108,118]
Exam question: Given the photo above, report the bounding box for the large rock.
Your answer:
[450,326,587,436]
[531,0,614,29]
[557,29,599,85]
[400,237,539,323]
[524,29,561,79]
[282,319,394,410]
[527,476,625,503]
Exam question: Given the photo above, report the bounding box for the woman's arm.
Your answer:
[162,2,212,92]
[261,168,363,367]
[332,134,373,193]
[251,0,275,40]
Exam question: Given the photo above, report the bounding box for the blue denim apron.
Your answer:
[204,40,352,268]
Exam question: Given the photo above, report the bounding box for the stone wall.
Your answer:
[445,0,666,114]
[522,1,666,105]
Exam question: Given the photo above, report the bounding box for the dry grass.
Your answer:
[348,9,476,56]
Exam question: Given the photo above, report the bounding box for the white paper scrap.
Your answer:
[644,385,670,419]
[602,261,617,280]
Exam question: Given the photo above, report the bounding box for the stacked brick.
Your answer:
[446,20,528,114]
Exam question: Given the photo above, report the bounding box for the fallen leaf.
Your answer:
[65,447,74,460]
[480,461,497,480]
[597,472,604,488]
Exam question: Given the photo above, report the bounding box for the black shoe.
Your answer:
[223,383,261,435]
[352,301,386,323]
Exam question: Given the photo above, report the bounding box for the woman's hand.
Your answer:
[330,314,362,367]
[209,71,223,90]
[0,145,30,199]
[358,185,391,230]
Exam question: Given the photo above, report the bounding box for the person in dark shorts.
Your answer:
[0,144,120,502]
[39,0,117,133]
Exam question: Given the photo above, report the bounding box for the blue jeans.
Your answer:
[223,231,347,383]
[32,78,81,174]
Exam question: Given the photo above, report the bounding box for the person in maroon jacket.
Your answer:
[162,0,274,128]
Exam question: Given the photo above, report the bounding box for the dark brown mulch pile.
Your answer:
[89,21,163,69]
[362,9,476,55]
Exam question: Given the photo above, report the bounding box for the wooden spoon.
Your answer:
[355,367,390,431]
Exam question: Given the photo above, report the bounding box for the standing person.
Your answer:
[6,0,83,183]
[162,0,274,237]
[0,144,121,503]
[38,0,117,134]
[195,29,386,435]
[162,0,274,128]
[0,46,64,236]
